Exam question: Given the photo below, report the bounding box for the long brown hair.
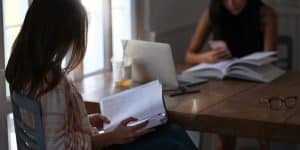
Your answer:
[5,0,88,97]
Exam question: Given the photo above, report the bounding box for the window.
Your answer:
[81,0,106,75]
[3,0,28,66]
[1,1,29,149]
[80,0,134,74]
[7,113,16,150]
[3,0,28,96]
[112,0,133,61]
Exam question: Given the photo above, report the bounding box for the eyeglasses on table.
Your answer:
[259,96,298,110]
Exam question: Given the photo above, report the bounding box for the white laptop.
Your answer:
[124,40,207,90]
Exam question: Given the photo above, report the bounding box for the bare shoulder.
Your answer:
[195,5,210,29]
[197,5,210,21]
[203,5,210,14]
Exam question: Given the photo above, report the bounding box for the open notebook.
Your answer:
[183,52,285,83]
[99,80,167,132]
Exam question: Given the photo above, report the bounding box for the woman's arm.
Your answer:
[185,6,211,64]
[185,7,231,64]
[91,132,116,148]
[262,5,277,51]
[91,118,153,149]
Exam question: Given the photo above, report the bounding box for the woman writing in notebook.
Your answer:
[5,0,197,149]
[185,0,277,64]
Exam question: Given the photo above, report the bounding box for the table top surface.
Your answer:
[75,71,300,142]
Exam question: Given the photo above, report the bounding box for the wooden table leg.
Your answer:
[212,134,236,150]
[259,140,270,150]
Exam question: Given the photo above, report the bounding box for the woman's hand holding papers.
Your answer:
[89,113,110,130]
[111,117,155,144]
[91,116,154,148]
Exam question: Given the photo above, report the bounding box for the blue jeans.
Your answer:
[111,124,197,150]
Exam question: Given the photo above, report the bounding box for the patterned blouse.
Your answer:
[22,77,98,150]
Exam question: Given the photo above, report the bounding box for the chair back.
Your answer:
[11,92,46,150]
[276,35,293,70]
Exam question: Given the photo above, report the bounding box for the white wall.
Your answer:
[135,0,209,63]
[147,0,206,33]
[137,0,300,71]
[264,0,300,71]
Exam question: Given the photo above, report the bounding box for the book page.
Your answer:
[229,51,277,68]
[240,51,276,61]
[227,64,285,83]
[100,80,167,132]
[232,57,278,66]
[183,60,235,78]
[254,64,286,82]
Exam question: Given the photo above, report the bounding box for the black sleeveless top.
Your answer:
[210,0,264,57]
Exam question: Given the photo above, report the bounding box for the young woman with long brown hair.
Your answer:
[5,0,197,149]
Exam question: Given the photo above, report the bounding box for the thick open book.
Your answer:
[183,52,285,83]
[100,80,167,132]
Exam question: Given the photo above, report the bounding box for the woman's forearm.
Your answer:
[185,51,208,64]
[91,132,116,149]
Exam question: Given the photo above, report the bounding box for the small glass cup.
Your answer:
[131,59,150,83]
[111,58,131,88]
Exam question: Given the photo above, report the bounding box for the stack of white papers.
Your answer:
[100,80,167,132]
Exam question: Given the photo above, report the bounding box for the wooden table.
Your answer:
[76,72,300,144]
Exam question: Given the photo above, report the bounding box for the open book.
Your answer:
[183,52,285,83]
[99,80,167,132]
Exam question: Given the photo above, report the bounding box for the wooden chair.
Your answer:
[11,92,46,150]
[11,94,109,150]
[84,101,101,114]
[276,35,293,70]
